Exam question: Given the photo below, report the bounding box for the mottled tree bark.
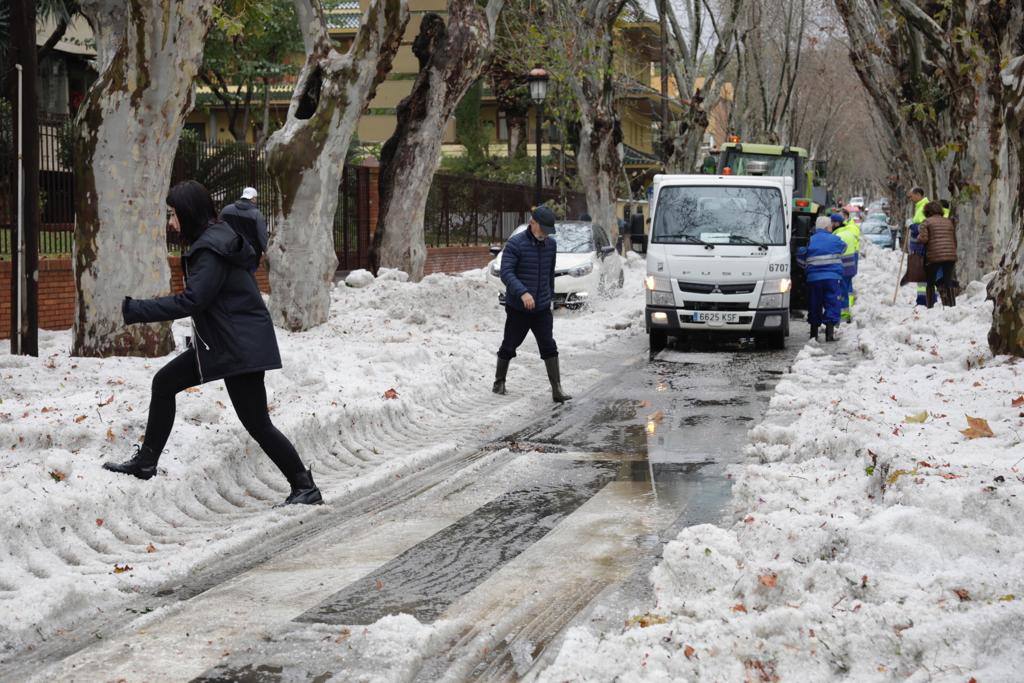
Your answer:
[987,55,1024,356]
[371,0,504,280]
[264,0,408,330]
[558,0,628,239]
[72,0,217,357]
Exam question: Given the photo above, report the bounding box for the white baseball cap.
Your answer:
[241,187,258,200]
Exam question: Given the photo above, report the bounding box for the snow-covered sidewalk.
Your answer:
[542,245,1024,681]
[0,260,646,654]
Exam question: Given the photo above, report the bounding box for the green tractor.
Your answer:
[716,141,822,309]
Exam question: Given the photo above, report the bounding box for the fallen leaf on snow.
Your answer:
[99,394,114,407]
[999,594,1015,602]
[106,427,116,442]
[952,588,971,601]
[960,415,994,439]
[95,518,104,526]
[731,603,748,613]
[113,564,133,574]
[759,573,778,588]
[625,612,670,628]
[683,644,696,659]
[886,469,917,485]
[904,411,929,423]
[383,388,399,400]
[49,470,66,482]
[1011,395,1024,408]
[145,543,157,553]
[73,415,86,423]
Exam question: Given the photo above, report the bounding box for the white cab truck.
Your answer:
[644,173,794,351]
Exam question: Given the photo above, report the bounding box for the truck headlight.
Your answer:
[762,278,792,294]
[758,293,785,309]
[647,290,675,307]
[567,263,593,277]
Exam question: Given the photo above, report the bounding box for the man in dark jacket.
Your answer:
[493,206,571,402]
[219,187,268,272]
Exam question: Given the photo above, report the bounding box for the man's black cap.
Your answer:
[532,206,557,234]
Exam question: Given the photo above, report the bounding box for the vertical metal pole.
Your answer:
[534,103,544,207]
[659,0,668,159]
[15,64,24,355]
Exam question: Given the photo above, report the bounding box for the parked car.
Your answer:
[488,221,624,309]
[849,196,865,207]
[861,218,895,249]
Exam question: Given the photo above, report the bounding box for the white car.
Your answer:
[489,221,625,309]
[849,196,866,207]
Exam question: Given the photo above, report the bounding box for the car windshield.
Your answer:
[652,185,786,246]
[555,223,595,253]
[868,213,888,222]
[508,223,594,254]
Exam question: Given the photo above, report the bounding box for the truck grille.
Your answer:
[678,281,756,294]
[683,301,751,312]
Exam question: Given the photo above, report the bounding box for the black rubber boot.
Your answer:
[810,325,819,340]
[103,444,160,480]
[544,356,572,403]
[282,468,324,506]
[493,357,509,395]
[825,323,837,342]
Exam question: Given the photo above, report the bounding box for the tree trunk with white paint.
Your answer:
[72,0,216,357]
[371,0,504,280]
[264,0,408,330]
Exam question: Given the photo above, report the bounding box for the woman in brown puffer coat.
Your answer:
[918,201,957,308]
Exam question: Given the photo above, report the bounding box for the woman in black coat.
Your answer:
[103,181,322,506]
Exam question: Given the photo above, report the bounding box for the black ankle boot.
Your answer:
[493,357,509,395]
[825,323,837,342]
[544,356,572,403]
[810,325,819,340]
[282,468,324,506]
[103,444,160,480]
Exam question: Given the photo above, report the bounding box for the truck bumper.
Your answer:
[645,307,789,335]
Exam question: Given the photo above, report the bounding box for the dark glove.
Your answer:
[122,296,135,325]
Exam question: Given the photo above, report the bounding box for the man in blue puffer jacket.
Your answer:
[494,206,571,402]
[796,215,846,342]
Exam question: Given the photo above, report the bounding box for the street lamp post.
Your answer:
[527,66,549,207]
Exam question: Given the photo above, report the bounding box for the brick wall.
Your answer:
[1,258,270,340]
[423,246,493,275]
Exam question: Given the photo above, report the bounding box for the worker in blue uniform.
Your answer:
[797,216,846,342]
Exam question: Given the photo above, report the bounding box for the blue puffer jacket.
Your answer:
[796,229,845,283]
[500,229,557,312]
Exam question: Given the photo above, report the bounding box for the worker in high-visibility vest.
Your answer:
[907,187,930,305]
[832,210,860,322]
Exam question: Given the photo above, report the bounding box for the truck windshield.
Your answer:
[722,152,797,180]
[652,186,786,246]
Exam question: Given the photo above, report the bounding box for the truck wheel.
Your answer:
[649,330,667,353]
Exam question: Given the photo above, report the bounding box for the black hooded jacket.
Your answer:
[123,221,282,383]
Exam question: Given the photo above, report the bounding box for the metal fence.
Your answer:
[1,121,585,267]
[424,174,586,247]
[0,114,76,256]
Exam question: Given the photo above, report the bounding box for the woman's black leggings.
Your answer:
[142,349,305,481]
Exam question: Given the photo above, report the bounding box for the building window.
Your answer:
[497,110,508,142]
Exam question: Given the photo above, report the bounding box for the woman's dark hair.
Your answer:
[923,200,944,218]
[167,180,216,243]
